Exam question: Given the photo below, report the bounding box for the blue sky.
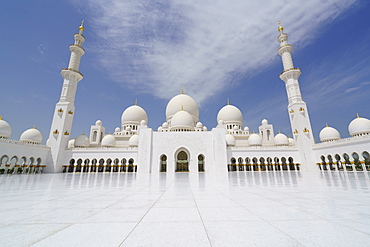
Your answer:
[1,0,370,143]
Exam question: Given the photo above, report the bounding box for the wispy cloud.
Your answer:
[72,0,357,104]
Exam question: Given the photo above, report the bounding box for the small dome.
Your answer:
[233,125,239,130]
[261,119,268,125]
[348,116,370,136]
[129,134,139,147]
[20,127,42,144]
[248,133,262,146]
[320,125,341,142]
[126,126,132,132]
[115,127,120,132]
[218,120,224,125]
[171,110,194,129]
[95,120,102,126]
[166,93,199,121]
[274,133,289,145]
[244,126,249,131]
[68,139,75,148]
[225,134,236,146]
[121,105,148,124]
[157,126,163,131]
[74,134,90,147]
[217,105,243,124]
[0,118,11,138]
[196,122,203,128]
[288,137,295,146]
[101,134,116,147]
[203,126,208,131]
[140,120,147,126]
[162,122,169,128]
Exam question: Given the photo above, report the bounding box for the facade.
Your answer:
[1,22,370,174]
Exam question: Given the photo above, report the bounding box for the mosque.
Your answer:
[0,22,369,174]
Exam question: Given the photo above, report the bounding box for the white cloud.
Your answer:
[72,0,357,104]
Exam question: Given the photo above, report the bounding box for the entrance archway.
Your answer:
[176,150,189,172]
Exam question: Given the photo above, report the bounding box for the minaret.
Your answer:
[47,21,86,172]
[277,22,315,170]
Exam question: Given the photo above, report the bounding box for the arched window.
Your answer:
[113,158,119,172]
[238,157,244,171]
[198,154,204,172]
[128,158,135,172]
[274,157,280,171]
[106,159,112,172]
[281,157,287,171]
[288,157,295,170]
[229,157,236,172]
[259,157,265,171]
[92,131,97,142]
[334,154,342,170]
[267,157,273,171]
[252,157,258,171]
[160,155,167,172]
[84,159,90,172]
[343,153,352,171]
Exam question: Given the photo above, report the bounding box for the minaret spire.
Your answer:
[277,23,315,170]
[47,22,86,172]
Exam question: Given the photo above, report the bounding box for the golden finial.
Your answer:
[181,105,184,111]
[33,125,36,129]
[278,130,281,134]
[326,123,328,127]
[278,21,284,32]
[227,98,230,105]
[356,113,360,118]
[0,115,2,120]
[135,99,138,106]
[181,87,184,94]
[79,20,85,32]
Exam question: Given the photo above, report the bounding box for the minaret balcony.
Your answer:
[61,68,83,81]
[279,68,301,82]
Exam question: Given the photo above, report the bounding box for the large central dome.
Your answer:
[166,93,199,121]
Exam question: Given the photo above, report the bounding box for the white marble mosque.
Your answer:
[0,21,370,175]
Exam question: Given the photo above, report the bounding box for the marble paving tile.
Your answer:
[204,221,302,247]
[142,207,201,222]
[121,221,211,247]
[31,222,137,247]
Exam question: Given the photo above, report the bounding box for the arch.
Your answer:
[198,154,205,172]
[106,158,112,172]
[252,157,258,171]
[230,157,236,172]
[320,155,327,171]
[352,152,362,171]
[128,158,134,172]
[113,158,119,172]
[267,157,273,171]
[176,150,189,172]
[288,157,295,170]
[121,158,127,172]
[245,157,251,171]
[76,159,82,172]
[35,157,42,173]
[327,155,334,170]
[259,157,265,171]
[19,156,27,173]
[343,153,352,171]
[362,151,370,171]
[98,159,104,172]
[28,157,35,173]
[83,159,90,172]
[274,157,280,171]
[0,155,9,173]
[334,154,342,170]
[68,159,75,173]
[160,154,167,172]
[281,157,287,171]
[237,157,244,171]
[91,158,97,172]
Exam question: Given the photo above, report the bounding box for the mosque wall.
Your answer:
[150,131,216,173]
[0,139,51,173]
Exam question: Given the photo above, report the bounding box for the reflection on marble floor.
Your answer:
[1,171,370,247]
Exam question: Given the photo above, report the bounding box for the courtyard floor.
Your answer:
[1,171,370,246]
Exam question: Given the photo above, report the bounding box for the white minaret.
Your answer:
[47,21,86,172]
[277,22,315,170]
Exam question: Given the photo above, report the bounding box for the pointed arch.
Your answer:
[175,148,190,172]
